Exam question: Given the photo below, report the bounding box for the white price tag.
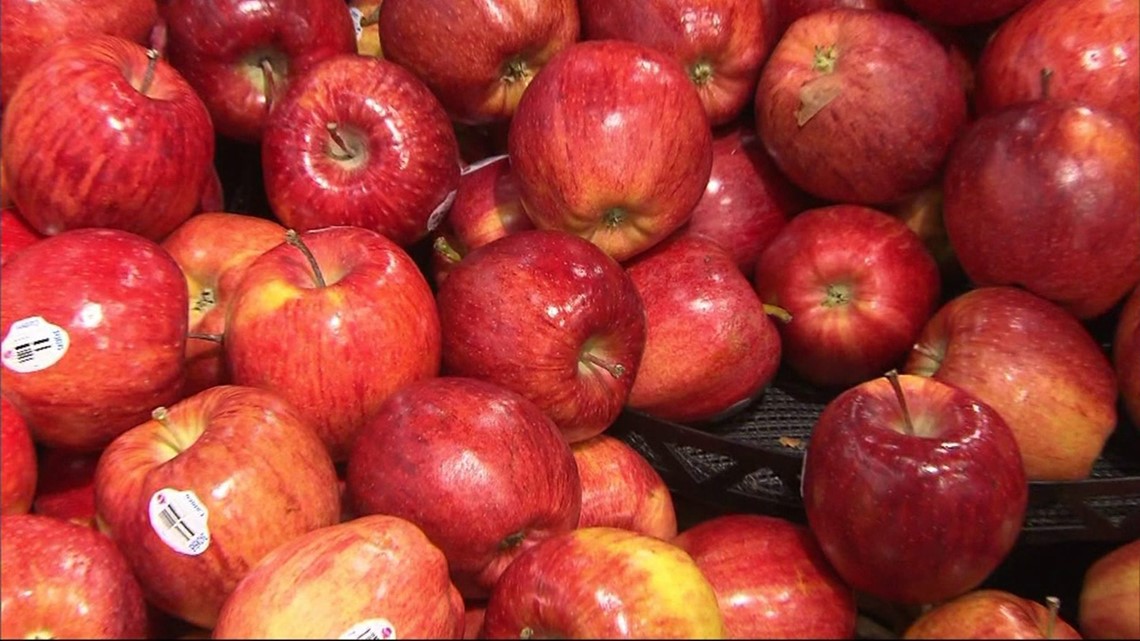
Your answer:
[1,316,69,373]
[149,488,211,556]
[340,618,397,640]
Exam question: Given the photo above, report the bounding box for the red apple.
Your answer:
[94,384,341,629]
[482,526,727,638]
[0,207,42,266]
[774,0,903,35]
[672,514,857,639]
[1,514,149,638]
[349,0,384,57]
[378,0,580,124]
[975,0,1140,139]
[672,123,803,279]
[803,373,1028,605]
[904,286,1119,481]
[887,184,960,277]
[464,601,487,639]
[942,97,1140,319]
[904,590,1082,639]
[508,39,713,262]
[194,164,225,214]
[436,229,647,443]
[0,0,159,106]
[347,376,581,599]
[753,204,940,389]
[0,394,35,515]
[1116,285,1140,428]
[625,234,784,423]
[261,53,460,247]
[571,433,677,540]
[754,8,967,204]
[0,228,187,451]
[1,35,215,241]
[1079,539,1140,640]
[158,0,357,141]
[213,515,465,639]
[578,0,778,126]
[30,447,100,529]
[160,212,286,397]
[225,226,441,462]
[899,0,1031,26]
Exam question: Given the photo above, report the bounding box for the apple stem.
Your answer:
[138,49,160,96]
[762,303,793,324]
[187,332,224,344]
[1045,596,1060,639]
[260,58,277,110]
[285,229,327,288]
[1040,68,1054,101]
[152,406,171,428]
[884,369,915,436]
[912,343,941,363]
[500,57,530,84]
[520,628,535,640]
[361,6,380,27]
[433,235,463,264]
[689,60,714,86]
[325,123,355,161]
[499,530,526,550]
[582,352,626,379]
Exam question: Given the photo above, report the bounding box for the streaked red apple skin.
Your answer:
[904,589,1082,639]
[571,433,677,540]
[0,394,36,515]
[1079,539,1140,640]
[31,447,101,528]
[0,207,42,266]
[1116,285,1140,428]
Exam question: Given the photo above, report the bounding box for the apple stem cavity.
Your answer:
[763,303,793,324]
[325,122,356,161]
[520,627,535,640]
[285,229,327,288]
[689,60,714,86]
[812,44,839,74]
[1045,596,1061,639]
[1040,68,1054,101]
[260,58,277,110]
[137,48,160,96]
[500,530,526,551]
[884,369,915,436]
[603,207,627,228]
[433,235,464,264]
[823,283,852,307]
[500,57,531,84]
[187,332,224,344]
[581,351,626,379]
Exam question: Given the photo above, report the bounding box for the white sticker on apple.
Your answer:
[1,316,69,374]
[349,6,365,38]
[148,488,211,556]
[339,618,397,640]
[426,189,457,234]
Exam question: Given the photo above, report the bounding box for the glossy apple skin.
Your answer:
[262,54,461,247]
[673,514,856,639]
[571,433,677,540]
[0,229,187,451]
[904,589,1082,639]
[213,515,465,639]
[482,526,727,638]
[1116,286,1140,427]
[1079,539,1140,639]
[508,40,713,262]
[626,235,782,423]
[347,376,581,599]
[430,155,533,288]
[943,100,1140,319]
[436,229,647,443]
[579,0,778,126]
[803,374,1028,605]
[755,8,967,204]
[1,35,214,241]
[900,0,1030,25]
[225,225,441,462]
[975,0,1139,139]
[31,447,100,528]
[673,124,802,279]
[0,0,159,106]
[0,513,149,638]
[94,385,341,629]
[158,0,357,142]
[0,207,42,266]
[379,0,580,124]
[0,395,35,515]
[904,286,1119,481]
[754,204,940,390]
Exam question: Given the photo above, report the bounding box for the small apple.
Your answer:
[1079,539,1140,639]
[0,394,35,515]
[571,433,677,540]
[904,590,1081,639]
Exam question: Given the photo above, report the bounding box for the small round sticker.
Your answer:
[340,618,396,640]
[149,488,211,556]
[1,316,69,373]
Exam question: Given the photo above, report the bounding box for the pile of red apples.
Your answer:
[1,0,1138,639]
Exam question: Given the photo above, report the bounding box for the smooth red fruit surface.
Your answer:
[1079,539,1140,640]
[0,208,42,266]
[900,0,1031,26]
[0,513,149,639]
[571,433,677,540]
[775,0,903,34]
[31,447,100,528]
[0,394,36,515]
[904,589,1082,639]
[1116,285,1140,427]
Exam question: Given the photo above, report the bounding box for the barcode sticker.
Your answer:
[149,488,210,556]
[1,316,69,374]
[349,6,365,38]
[339,618,396,640]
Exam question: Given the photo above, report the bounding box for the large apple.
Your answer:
[261,54,460,247]
[508,40,713,262]
[754,8,967,204]
[160,212,286,398]
[30,447,100,529]
[904,589,1081,639]
[213,515,465,639]
[942,95,1140,319]
[158,0,357,141]
[225,226,441,462]
[1116,285,1140,427]
[578,0,778,126]
[625,234,784,423]
[346,376,582,599]
[1,35,215,241]
[0,207,42,266]
[904,286,1119,481]
[753,204,940,390]
[0,394,35,515]
[1079,538,1140,640]
[0,228,187,451]
[802,373,1028,605]
[672,513,857,639]
[975,0,1140,139]
[0,513,149,639]
[378,0,580,124]
[571,433,677,540]
[482,526,727,638]
[94,384,341,629]
[436,229,647,443]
